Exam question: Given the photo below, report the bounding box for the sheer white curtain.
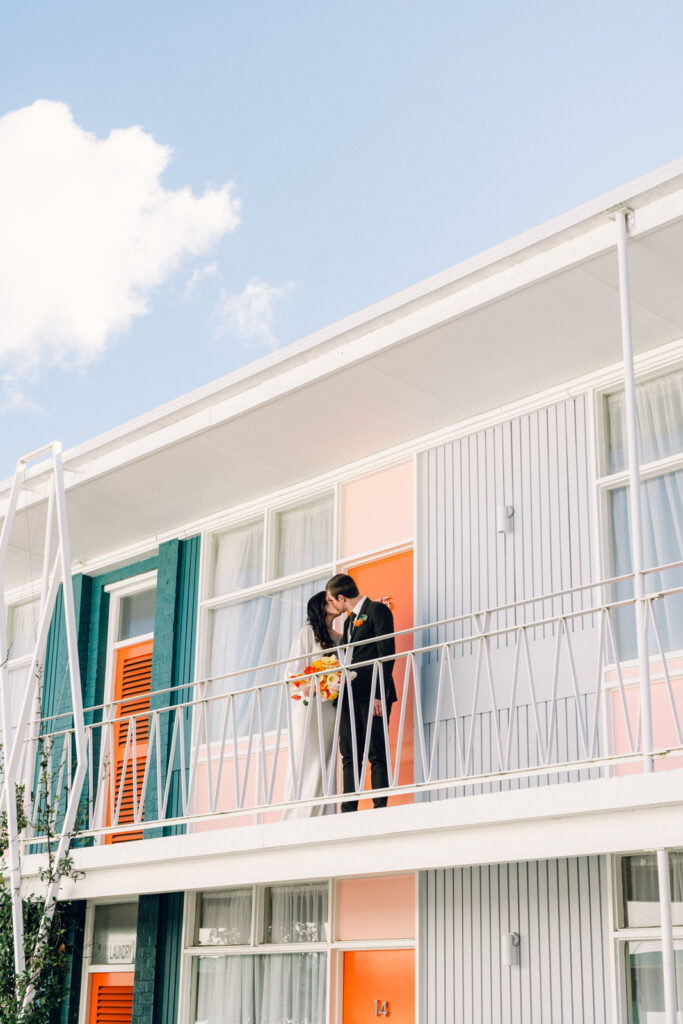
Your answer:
[194,955,257,1024]
[198,889,252,946]
[0,599,38,758]
[206,495,333,738]
[255,954,327,1024]
[194,953,326,1024]
[210,521,264,596]
[605,369,683,473]
[8,599,39,658]
[266,883,328,944]
[208,577,328,736]
[0,667,28,767]
[274,496,334,579]
[606,370,683,657]
[610,470,683,656]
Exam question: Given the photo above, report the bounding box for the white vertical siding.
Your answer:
[420,857,612,1024]
[415,395,605,781]
[416,394,596,647]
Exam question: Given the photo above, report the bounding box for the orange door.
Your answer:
[89,972,134,1024]
[346,551,414,807]
[106,640,153,844]
[343,949,414,1023]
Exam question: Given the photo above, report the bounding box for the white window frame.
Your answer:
[77,896,140,1024]
[195,467,416,690]
[594,364,683,586]
[94,571,157,840]
[611,852,683,1023]
[179,874,419,1024]
[592,363,683,721]
[180,880,333,1024]
[4,596,41,751]
[102,570,158,708]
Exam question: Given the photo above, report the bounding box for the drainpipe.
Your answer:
[614,208,653,773]
[657,850,677,1024]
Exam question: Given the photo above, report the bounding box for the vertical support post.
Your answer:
[0,462,30,977]
[615,208,653,772]
[657,849,677,1024]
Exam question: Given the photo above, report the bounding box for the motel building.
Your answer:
[2,160,683,1024]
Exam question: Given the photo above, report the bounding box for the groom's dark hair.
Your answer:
[326,573,359,599]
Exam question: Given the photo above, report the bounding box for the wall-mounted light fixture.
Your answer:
[502,931,521,966]
[497,504,514,534]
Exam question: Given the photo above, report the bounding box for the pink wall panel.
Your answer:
[336,874,415,940]
[608,658,683,775]
[341,462,413,559]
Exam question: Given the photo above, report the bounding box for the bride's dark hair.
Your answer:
[307,591,336,650]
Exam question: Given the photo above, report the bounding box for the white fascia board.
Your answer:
[3,162,683,512]
[21,768,683,900]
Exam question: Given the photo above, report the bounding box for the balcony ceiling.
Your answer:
[3,163,683,589]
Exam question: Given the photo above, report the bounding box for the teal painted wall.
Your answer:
[39,537,201,838]
[154,893,185,1024]
[37,540,200,1024]
[166,536,200,831]
[49,899,86,1024]
[131,892,184,1024]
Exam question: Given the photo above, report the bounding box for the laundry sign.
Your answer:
[107,934,136,963]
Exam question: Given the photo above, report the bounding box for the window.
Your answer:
[118,588,156,642]
[200,494,334,735]
[1,597,40,753]
[600,368,683,658]
[91,902,138,965]
[198,467,415,743]
[186,883,329,1024]
[615,853,683,1022]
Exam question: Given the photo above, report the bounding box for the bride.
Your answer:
[282,591,344,819]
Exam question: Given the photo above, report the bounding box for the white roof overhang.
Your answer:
[3,159,683,588]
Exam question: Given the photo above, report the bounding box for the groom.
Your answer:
[325,574,396,811]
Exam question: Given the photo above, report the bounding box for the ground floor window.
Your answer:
[194,953,327,1024]
[186,882,329,1024]
[615,852,683,1022]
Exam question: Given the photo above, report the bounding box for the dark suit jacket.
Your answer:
[343,598,397,705]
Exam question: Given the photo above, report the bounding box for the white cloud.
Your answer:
[215,276,296,349]
[0,100,241,373]
[183,262,219,299]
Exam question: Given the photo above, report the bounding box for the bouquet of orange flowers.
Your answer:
[289,655,343,705]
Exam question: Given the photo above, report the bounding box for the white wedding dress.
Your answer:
[282,624,339,819]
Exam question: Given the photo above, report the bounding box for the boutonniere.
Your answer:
[353,614,368,628]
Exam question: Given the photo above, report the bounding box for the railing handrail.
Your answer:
[30,574,683,739]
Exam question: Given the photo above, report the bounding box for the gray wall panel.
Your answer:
[420,857,613,1024]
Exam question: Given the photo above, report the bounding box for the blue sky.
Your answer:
[2,0,683,479]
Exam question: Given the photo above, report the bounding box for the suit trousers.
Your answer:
[338,689,392,812]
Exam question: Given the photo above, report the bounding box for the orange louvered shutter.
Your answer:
[89,972,134,1024]
[106,639,153,844]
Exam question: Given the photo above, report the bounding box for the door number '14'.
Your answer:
[375,1001,389,1017]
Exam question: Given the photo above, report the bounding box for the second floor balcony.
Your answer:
[9,561,683,899]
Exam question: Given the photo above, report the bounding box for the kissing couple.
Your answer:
[283,573,396,819]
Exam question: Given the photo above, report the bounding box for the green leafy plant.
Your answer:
[0,744,82,1024]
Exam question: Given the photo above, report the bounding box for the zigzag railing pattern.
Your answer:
[21,567,683,843]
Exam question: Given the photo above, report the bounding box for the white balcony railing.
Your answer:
[16,565,683,846]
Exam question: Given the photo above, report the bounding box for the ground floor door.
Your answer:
[342,949,414,1023]
[88,971,134,1024]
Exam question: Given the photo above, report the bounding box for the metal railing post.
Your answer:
[615,208,654,772]
[656,849,677,1024]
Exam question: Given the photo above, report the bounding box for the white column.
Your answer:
[615,208,654,772]
[657,849,678,1024]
